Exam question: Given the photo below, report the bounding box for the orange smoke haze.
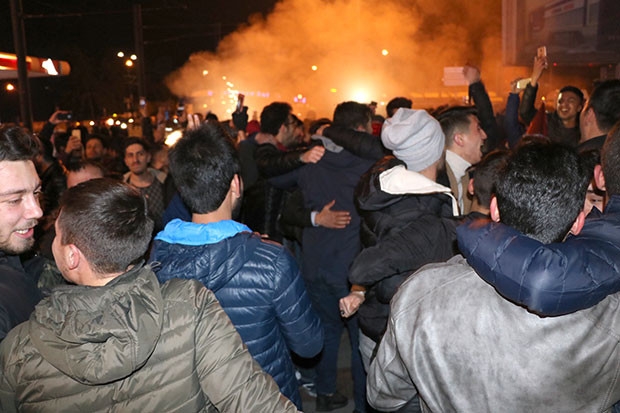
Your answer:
[165,0,504,120]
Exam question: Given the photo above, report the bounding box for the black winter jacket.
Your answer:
[350,157,459,342]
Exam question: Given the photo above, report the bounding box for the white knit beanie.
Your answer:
[381,108,445,172]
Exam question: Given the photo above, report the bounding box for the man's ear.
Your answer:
[453,132,465,148]
[231,174,241,199]
[594,164,606,191]
[67,244,81,270]
[467,177,475,197]
[489,196,500,222]
[583,107,595,127]
[569,210,586,236]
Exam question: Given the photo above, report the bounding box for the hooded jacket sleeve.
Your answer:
[194,286,298,412]
[456,211,620,316]
[350,215,458,293]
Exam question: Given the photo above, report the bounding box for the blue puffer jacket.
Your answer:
[457,195,620,316]
[150,219,323,409]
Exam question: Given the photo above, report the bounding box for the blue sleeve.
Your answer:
[504,93,524,149]
[272,248,323,357]
[456,214,620,316]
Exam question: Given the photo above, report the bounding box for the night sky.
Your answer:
[0,0,279,120]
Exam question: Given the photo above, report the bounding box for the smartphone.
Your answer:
[236,94,245,113]
[139,97,146,109]
[71,129,81,140]
[516,78,532,90]
[537,46,548,68]
[57,112,73,121]
[537,46,547,59]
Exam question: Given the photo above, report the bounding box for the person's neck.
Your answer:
[580,124,605,144]
[469,199,490,216]
[417,165,437,182]
[192,208,232,225]
[561,116,577,129]
[129,170,154,187]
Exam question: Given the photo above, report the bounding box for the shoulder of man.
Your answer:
[390,255,477,316]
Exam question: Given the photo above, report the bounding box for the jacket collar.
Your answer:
[155,219,252,246]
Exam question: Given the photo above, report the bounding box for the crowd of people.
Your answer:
[1,53,620,413]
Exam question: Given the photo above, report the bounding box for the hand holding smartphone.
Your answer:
[537,46,548,68]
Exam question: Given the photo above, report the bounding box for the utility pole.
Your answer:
[9,0,33,130]
[133,3,146,102]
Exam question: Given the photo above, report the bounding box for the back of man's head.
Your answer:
[585,79,620,133]
[495,141,588,244]
[0,126,38,162]
[471,149,510,208]
[260,102,292,135]
[332,101,372,131]
[386,97,413,118]
[57,178,153,275]
[436,106,478,148]
[169,123,240,214]
[601,123,620,197]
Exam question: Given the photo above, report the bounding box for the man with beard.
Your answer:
[123,138,167,232]
[0,126,44,341]
[150,123,322,410]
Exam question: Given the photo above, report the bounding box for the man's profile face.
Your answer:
[0,160,43,255]
[279,115,298,148]
[124,143,150,175]
[460,115,487,164]
[556,91,583,122]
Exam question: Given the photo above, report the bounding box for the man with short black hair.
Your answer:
[123,137,166,232]
[151,123,322,410]
[366,141,620,412]
[438,106,488,215]
[0,178,298,412]
[578,79,620,151]
[0,126,43,341]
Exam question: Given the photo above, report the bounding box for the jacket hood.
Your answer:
[151,220,259,293]
[357,156,458,215]
[29,263,163,385]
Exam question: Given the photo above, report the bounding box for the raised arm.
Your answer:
[465,65,501,151]
[519,55,547,125]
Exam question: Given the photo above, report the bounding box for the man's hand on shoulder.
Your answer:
[300,145,325,164]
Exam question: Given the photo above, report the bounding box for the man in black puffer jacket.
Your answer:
[339,109,460,368]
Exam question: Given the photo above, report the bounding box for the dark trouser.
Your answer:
[306,284,367,412]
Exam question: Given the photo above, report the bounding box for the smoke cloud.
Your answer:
[165,0,502,120]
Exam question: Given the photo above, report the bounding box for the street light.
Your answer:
[117,51,137,113]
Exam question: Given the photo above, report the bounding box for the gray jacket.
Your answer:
[368,255,620,413]
[0,264,297,412]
